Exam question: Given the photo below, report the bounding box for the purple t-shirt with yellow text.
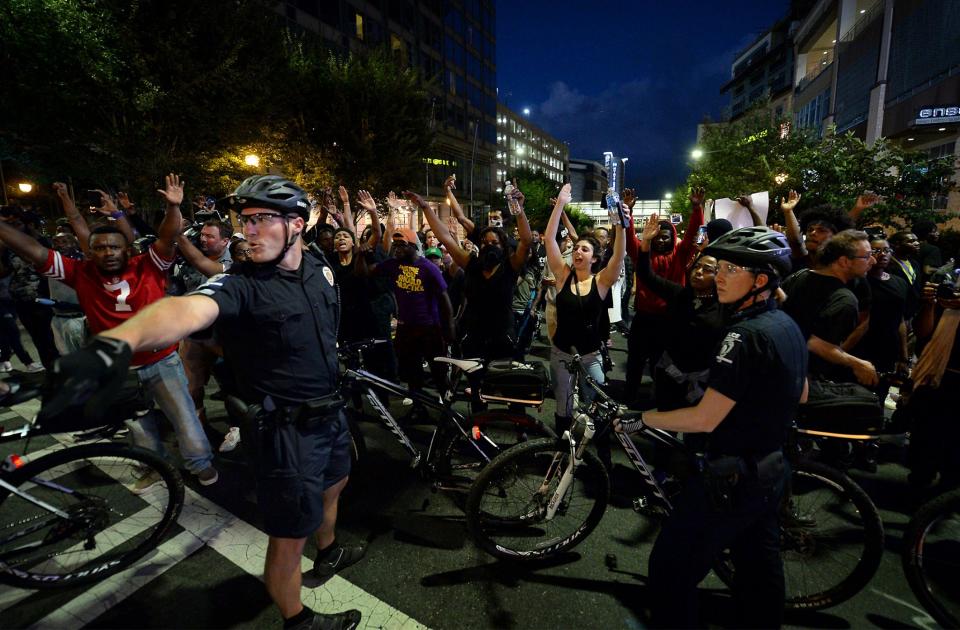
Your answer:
[376,257,447,326]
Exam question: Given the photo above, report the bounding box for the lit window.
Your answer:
[355,13,364,40]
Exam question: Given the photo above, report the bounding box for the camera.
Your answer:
[930,261,960,301]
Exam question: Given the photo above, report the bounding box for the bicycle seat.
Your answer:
[433,357,485,373]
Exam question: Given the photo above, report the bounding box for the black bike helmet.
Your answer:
[220,175,310,219]
[703,226,792,279]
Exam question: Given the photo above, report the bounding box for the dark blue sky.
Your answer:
[496,0,788,197]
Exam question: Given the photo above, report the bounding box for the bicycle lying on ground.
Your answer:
[466,354,884,611]
[902,486,960,627]
[339,339,554,493]
[0,373,184,589]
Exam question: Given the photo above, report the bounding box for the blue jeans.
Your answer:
[550,347,605,418]
[127,352,214,474]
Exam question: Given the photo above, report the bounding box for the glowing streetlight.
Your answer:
[690,148,704,160]
[244,154,260,168]
[17,182,33,193]
[522,107,531,116]
[664,192,673,200]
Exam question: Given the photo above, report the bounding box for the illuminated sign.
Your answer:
[916,106,960,125]
[422,158,458,166]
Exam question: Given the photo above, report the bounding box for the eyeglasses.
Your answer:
[717,262,751,275]
[871,247,892,255]
[238,212,287,227]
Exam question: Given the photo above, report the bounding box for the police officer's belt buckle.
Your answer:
[289,394,346,430]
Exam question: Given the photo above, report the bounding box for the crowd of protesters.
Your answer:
[1,171,958,629]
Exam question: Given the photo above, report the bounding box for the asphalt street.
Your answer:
[0,329,945,629]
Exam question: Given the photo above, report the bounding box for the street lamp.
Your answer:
[244,154,260,168]
[664,192,673,200]
[17,182,32,193]
[522,107,531,116]
[690,148,704,160]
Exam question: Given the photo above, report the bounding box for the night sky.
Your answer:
[496,0,788,198]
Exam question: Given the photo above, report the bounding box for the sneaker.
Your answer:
[313,543,366,583]
[288,610,362,630]
[219,427,241,452]
[132,470,163,495]
[0,361,11,372]
[24,362,44,373]
[196,466,219,486]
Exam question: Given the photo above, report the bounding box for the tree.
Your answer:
[686,105,955,228]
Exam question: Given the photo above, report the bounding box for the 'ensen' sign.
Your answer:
[915,106,960,125]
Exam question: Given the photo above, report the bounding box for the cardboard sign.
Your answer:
[713,192,769,229]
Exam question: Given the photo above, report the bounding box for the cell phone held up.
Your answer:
[86,190,102,209]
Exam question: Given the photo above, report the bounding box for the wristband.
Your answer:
[109,210,125,220]
[619,411,645,434]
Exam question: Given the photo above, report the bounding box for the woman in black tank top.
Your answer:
[545,183,626,437]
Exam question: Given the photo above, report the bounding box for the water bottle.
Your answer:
[504,181,522,215]
[605,187,627,228]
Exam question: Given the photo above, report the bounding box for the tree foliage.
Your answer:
[0,0,434,212]
[686,106,956,228]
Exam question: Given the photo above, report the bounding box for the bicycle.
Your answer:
[0,373,184,589]
[465,355,884,611]
[339,339,554,493]
[901,486,960,627]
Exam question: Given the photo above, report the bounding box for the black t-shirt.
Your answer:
[781,269,859,381]
[707,306,808,458]
[332,251,380,342]
[918,242,943,281]
[192,254,340,407]
[852,273,908,369]
[462,257,518,340]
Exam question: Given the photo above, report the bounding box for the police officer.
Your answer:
[616,227,808,628]
[42,175,362,630]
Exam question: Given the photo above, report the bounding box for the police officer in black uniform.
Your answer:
[616,226,808,628]
[42,175,362,630]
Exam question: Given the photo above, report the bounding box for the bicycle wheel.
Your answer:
[465,437,609,562]
[434,410,555,484]
[0,443,184,589]
[714,459,883,610]
[902,488,960,628]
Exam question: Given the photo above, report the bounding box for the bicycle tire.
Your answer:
[465,437,609,562]
[902,488,960,628]
[713,459,884,610]
[0,443,184,589]
[433,410,555,483]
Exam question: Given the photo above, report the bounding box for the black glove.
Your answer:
[38,336,133,424]
[616,411,645,434]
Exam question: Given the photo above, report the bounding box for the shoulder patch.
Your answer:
[322,266,335,287]
[715,331,742,365]
[188,272,229,296]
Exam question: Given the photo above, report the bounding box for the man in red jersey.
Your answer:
[0,174,216,490]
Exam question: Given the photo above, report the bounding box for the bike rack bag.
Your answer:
[479,360,548,406]
[796,379,885,435]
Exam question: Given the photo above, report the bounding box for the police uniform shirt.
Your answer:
[706,306,807,458]
[190,254,339,407]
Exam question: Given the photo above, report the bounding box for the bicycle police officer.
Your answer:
[616,226,808,628]
[43,175,362,630]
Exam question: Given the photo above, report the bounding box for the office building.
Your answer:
[495,104,569,195]
[568,159,608,203]
[282,0,498,214]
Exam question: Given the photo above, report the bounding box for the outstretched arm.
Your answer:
[848,192,879,225]
[356,190,381,250]
[560,211,578,242]
[507,186,533,272]
[406,190,472,268]
[154,173,186,260]
[53,182,92,256]
[544,184,572,283]
[736,195,764,227]
[445,176,475,235]
[338,185,355,235]
[176,235,224,277]
[90,190,136,245]
[596,218,626,290]
[101,295,221,352]
[676,187,706,262]
[780,190,806,258]
[0,219,49,267]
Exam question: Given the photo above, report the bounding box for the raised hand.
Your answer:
[623,188,637,211]
[403,190,429,209]
[92,189,118,215]
[781,190,801,212]
[556,183,572,207]
[736,195,753,209]
[52,182,69,199]
[356,189,377,214]
[642,212,661,241]
[689,187,706,207]
[444,175,456,190]
[338,185,350,205]
[386,191,404,209]
[156,173,184,206]
[854,191,880,210]
[117,191,134,211]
